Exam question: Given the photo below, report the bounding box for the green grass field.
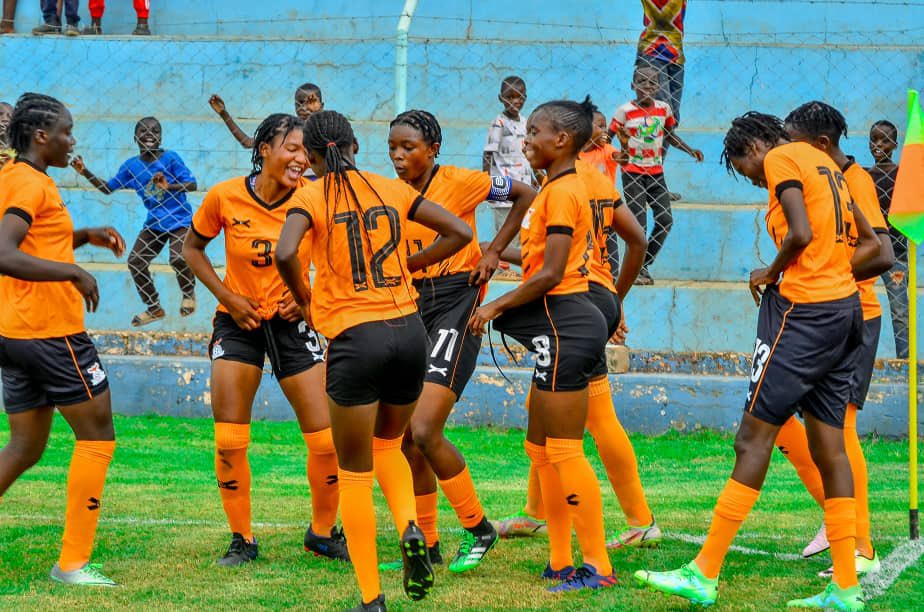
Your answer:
[0,415,920,610]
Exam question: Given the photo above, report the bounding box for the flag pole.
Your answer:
[910,240,919,540]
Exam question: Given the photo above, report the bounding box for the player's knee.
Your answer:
[410,422,443,455]
[4,439,46,470]
[732,432,771,465]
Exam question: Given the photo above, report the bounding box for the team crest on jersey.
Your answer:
[521,207,535,230]
[211,338,225,360]
[86,362,107,386]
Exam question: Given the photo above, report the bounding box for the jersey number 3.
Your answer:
[251,239,273,267]
[334,206,401,292]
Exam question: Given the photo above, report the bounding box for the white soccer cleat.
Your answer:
[802,523,829,558]
[50,562,118,587]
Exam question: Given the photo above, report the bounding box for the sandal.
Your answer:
[131,307,165,327]
[180,297,196,317]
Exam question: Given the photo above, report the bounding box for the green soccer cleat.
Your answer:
[818,551,881,579]
[787,583,865,610]
[379,542,442,571]
[492,510,547,538]
[448,518,497,573]
[633,561,718,607]
[50,562,118,587]
[607,520,663,550]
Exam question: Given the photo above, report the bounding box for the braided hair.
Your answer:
[784,101,847,143]
[532,95,595,153]
[389,109,442,148]
[251,113,304,174]
[7,93,67,156]
[720,111,789,174]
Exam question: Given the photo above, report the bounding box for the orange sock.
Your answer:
[339,469,381,604]
[214,422,252,541]
[439,465,484,529]
[694,478,760,579]
[826,497,858,588]
[415,492,439,547]
[775,416,825,507]
[586,377,653,526]
[545,437,611,575]
[303,428,339,535]
[525,440,573,570]
[844,405,873,558]
[372,436,417,535]
[524,461,546,520]
[58,440,115,571]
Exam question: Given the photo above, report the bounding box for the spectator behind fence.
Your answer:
[483,75,535,241]
[608,65,702,285]
[71,116,198,327]
[0,101,13,167]
[84,0,151,35]
[209,83,324,149]
[868,119,909,359]
[579,108,625,185]
[32,0,79,36]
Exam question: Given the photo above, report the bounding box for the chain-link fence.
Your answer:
[0,4,919,344]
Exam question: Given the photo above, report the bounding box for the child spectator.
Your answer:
[580,109,624,185]
[32,0,79,35]
[868,119,909,358]
[608,64,702,285]
[1,0,17,34]
[483,75,535,236]
[84,0,151,35]
[0,101,14,167]
[208,83,324,149]
[71,116,197,327]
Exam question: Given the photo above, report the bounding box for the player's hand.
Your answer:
[615,127,630,147]
[298,302,313,330]
[225,293,262,331]
[86,226,126,257]
[691,149,705,162]
[611,308,628,345]
[277,295,301,323]
[70,265,99,313]
[151,172,169,191]
[469,250,499,285]
[468,302,500,337]
[749,267,777,306]
[614,150,629,165]
[208,94,226,114]
[70,155,86,175]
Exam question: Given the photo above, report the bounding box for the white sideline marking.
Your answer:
[4,514,303,529]
[669,532,805,561]
[860,538,924,599]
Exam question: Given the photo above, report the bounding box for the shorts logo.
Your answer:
[428,364,448,377]
[211,338,225,360]
[298,322,325,362]
[750,338,771,383]
[86,362,106,386]
[535,370,548,382]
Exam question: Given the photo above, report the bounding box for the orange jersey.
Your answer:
[579,143,620,185]
[763,142,857,304]
[405,165,493,279]
[843,160,888,320]
[575,159,624,290]
[0,159,85,339]
[288,170,423,339]
[520,168,594,296]
[192,175,311,320]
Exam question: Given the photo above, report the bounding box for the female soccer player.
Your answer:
[0,93,126,586]
[385,108,536,572]
[634,111,881,610]
[276,110,471,612]
[182,114,344,567]
[469,98,617,593]
[775,101,894,576]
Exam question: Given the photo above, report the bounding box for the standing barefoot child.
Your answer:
[208,83,324,150]
[72,117,197,326]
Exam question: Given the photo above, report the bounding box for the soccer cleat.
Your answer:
[400,521,434,601]
[633,561,718,607]
[818,550,881,579]
[50,563,117,587]
[802,523,830,558]
[541,563,575,581]
[448,519,497,573]
[217,533,258,567]
[492,510,547,538]
[607,521,663,550]
[350,594,386,611]
[787,583,865,610]
[547,564,618,593]
[378,543,442,571]
[304,525,350,562]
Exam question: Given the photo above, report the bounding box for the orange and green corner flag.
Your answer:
[888,89,924,244]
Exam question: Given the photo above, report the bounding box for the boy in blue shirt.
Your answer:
[72,116,198,326]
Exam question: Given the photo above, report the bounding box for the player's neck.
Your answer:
[546,156,576,180]
[253,172,288,203]
[407,165,435,193]
[829,148,849,169]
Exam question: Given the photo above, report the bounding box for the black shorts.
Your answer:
[326,313,428,407]
[849,316,881,409]
[208,312,325,379]
[0,333,109,413]
[745,287,863,428]
[588,282,622,378]
[415,273,483,399]
[494,292,607,392]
